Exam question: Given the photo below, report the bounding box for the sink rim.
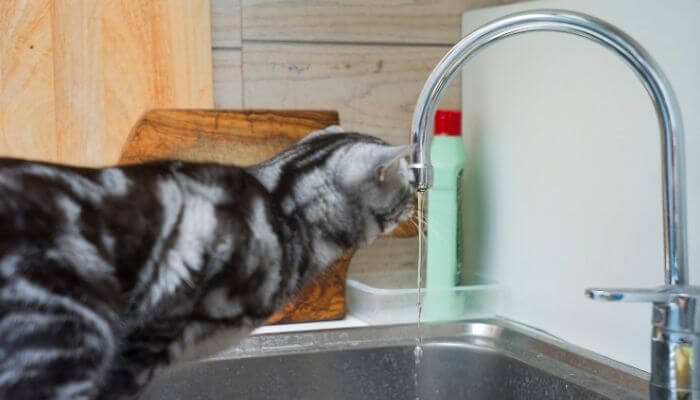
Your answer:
[181,318,649,399]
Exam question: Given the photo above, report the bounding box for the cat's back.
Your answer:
[0,158,162,250]
[0,159,171,297]
[0,158,263,292]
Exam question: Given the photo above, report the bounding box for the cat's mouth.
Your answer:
[377,192,416,234]
[398,200,415,223]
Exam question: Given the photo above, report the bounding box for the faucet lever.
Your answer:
[586,285,700,331]
[586,286,700,305]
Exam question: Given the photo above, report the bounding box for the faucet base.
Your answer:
[650,384,696,399]
[651,324,699,400]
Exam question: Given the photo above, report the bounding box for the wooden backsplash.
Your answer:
[209,0,522,276]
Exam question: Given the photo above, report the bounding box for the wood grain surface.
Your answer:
[241,0,521,45]
[350,236,418,275]
[121,109,352,324]
[267,251,354,324]
[0,0,213,166]
[0,0,59,161]
[241,42,461,145]
[120,109,337,165]
[213,50,243,108]
[211,0,242,48]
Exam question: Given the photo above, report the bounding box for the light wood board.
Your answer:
[0,0,214,166]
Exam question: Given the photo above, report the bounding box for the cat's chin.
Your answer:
[393,204,416,228]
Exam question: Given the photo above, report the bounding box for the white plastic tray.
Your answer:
[346,270,499,325]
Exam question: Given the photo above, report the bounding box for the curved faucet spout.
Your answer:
[409,9,687,287]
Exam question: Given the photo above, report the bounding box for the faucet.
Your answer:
[409,9,697,399]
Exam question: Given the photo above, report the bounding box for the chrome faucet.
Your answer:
[409,9,697,399]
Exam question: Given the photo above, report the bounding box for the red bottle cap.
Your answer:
[434,110,461,136]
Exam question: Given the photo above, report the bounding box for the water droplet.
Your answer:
[414,344,424,363]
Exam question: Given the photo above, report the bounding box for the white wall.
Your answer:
[461,0,700,371]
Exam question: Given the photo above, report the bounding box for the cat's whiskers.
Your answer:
[408,213,450,242]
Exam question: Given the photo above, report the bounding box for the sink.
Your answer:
[139,320,648,400]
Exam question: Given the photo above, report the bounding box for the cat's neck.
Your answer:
[276,190,348,280]
[247,164,351,278]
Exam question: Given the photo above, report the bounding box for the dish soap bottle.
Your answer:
[424,110,465,320]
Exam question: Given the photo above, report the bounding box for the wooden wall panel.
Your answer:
[241,42,461,145]
[242,0,521,44]
[351,237,418,275]
[211,0,242,48]
[213,49,243,108]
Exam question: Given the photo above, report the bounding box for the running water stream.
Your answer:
[413,192,426,400]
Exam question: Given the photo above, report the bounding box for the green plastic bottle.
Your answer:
[424,110,465,320]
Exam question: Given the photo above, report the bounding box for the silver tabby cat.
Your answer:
[0,127,415,400]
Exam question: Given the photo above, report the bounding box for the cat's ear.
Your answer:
[300,125,344,143]
[373,144,411,183]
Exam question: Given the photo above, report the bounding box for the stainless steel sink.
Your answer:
[140,320,649,400]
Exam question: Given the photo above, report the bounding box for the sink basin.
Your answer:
[139,320,648,400]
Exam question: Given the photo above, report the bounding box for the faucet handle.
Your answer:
[585,285,700,332]
[585,285,700,304]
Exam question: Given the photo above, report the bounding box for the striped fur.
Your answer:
[0,128,414,400]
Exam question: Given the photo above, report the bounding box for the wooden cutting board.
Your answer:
[0,0,213,166]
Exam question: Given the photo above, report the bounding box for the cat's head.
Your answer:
[250,126,415,250]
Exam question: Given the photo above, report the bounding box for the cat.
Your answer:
[0,126,415,400]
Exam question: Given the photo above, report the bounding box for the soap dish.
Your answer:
[346,270,499,325]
